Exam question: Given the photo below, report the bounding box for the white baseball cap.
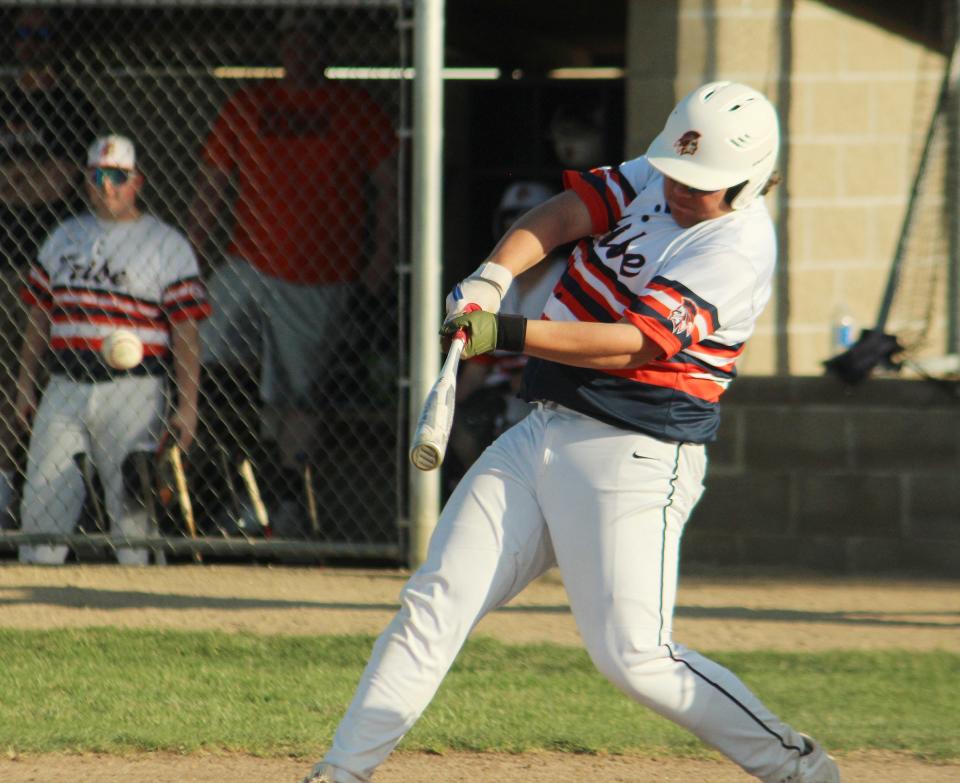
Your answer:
[87,135,136,170]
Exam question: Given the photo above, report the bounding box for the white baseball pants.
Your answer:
[18,375,166,566]
[321,403,809,783]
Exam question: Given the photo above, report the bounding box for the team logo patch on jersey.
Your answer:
[674,130,701,156]
[669,297,698,338]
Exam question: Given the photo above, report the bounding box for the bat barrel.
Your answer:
[409,332,467,472]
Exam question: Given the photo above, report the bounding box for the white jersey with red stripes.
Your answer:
[18,211,210,567]
[22,213,209,378]
[522,155,776,443]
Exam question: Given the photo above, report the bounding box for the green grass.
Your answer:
[0,629,956,760]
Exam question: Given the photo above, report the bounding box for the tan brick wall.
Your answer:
[626,0,950,375]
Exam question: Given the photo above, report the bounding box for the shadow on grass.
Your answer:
[0,585,956,630]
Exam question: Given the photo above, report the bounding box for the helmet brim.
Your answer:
[646,130,750,192]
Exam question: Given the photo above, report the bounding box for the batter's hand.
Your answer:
[166,404,199,452]
[441,311,498,358]
[444,262,514,321]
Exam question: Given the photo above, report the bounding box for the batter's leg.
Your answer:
[317,414,556,783]
[540,415,814,782]
[89,376,166,566]
[18,378,90,564]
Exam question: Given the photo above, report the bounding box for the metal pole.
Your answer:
[408,0,445,568]
[948,0,960,352]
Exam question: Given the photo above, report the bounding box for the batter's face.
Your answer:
[662,177,733,228]
[86,168,143,221]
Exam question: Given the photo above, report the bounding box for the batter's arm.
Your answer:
[523,318,663,370]
[14,305,51,428]
[484,190,593,278]
[168,318,201,452]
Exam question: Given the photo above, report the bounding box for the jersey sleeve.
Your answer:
[562,156,656,236]
[20,231,58,310]
[624,247,757,359]
[160,231,211,322]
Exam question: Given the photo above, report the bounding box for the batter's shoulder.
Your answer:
[47,212,96,241]
[617,155,660,196]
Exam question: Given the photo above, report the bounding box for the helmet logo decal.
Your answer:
[669,297,698,338]
[673,130,701,156]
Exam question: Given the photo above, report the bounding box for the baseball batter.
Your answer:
[303,83,840,783]
[14,135,210,565]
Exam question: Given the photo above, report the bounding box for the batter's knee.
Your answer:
[398,570,469,638]
[582,631,672,697]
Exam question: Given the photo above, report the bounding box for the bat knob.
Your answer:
[410,442,442,471]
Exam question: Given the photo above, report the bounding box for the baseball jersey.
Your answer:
[521,156,776,443]
[201,81,396,285]
[21,213,211,380]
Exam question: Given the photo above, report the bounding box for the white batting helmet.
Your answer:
[645,81,779,210]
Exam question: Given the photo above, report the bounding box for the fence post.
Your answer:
[408,0,445,568]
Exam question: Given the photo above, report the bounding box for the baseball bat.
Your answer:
[238,458,271,535]
[218,445,245,536]
[303,461,320,537]
[409,333,467,471]
[167,444,201,562]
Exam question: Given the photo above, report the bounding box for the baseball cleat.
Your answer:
[300,763,368,783]
[777,734,840,782]
[300,763,334,783]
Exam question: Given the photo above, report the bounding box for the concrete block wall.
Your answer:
[626,1,949,376]
[683,376,960,574]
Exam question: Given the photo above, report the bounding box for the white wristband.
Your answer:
[474,262,514,296]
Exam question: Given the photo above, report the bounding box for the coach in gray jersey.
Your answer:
[14,135,210,565]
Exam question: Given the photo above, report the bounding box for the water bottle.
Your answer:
[830,304,856,354]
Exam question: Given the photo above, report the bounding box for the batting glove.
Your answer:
[444,262,514,320]
[441,311,527,358]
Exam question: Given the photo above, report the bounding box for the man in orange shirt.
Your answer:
[188,10,396,493]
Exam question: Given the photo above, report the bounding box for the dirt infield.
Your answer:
[0,563,957,782]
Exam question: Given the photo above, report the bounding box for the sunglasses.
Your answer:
[16,26,53,42]
[88,167,132,187]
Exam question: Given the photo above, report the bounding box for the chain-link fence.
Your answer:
[0,2,410,564]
